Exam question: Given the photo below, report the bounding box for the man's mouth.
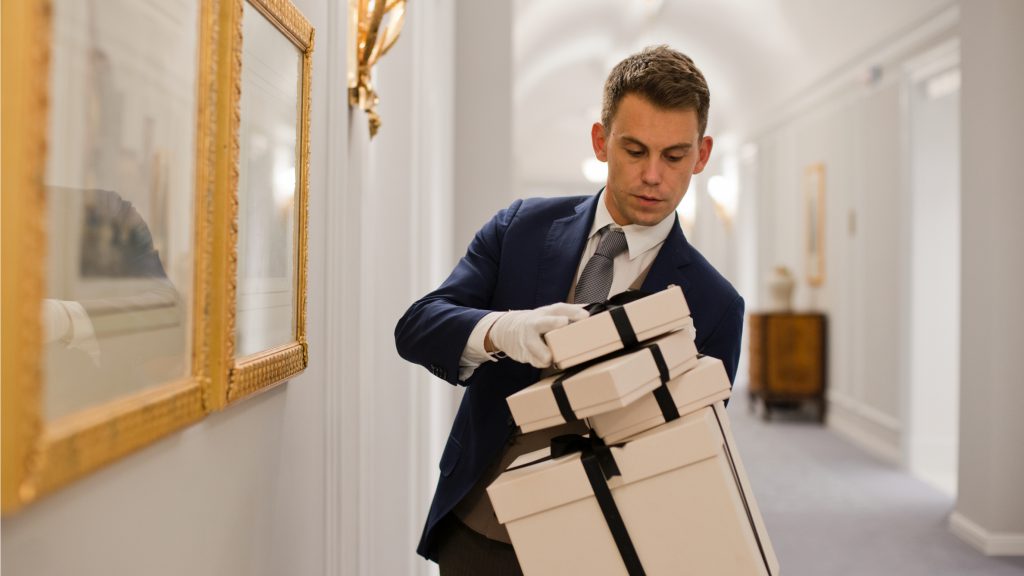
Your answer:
[633,194,662,205]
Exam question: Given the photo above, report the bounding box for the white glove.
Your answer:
[41,298,102,366]
[487,303,590,368]
[42,298,73,344]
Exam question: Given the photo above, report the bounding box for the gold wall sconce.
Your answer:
[348,0,407,138]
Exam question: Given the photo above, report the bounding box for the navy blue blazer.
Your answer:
[394,193,744,561]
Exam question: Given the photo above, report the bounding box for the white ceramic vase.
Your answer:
[767,266,795,312]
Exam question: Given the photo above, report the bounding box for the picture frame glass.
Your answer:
[234,1,301,359]
[42,0,200,422]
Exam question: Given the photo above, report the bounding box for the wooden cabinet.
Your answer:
[748,313,827,422]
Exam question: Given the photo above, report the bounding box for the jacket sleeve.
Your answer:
[698,295,745,385]
[394,200,523,385]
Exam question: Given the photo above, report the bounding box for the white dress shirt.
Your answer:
[458,191,677,381]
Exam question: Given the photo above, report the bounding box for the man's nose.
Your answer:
[641,158,662,185]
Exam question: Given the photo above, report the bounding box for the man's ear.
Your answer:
[591,122,609,162]
[692,135,714,174]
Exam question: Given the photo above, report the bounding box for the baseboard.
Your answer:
[827,399,902,465]
[950,512,1024,556]
[828,392,902,432]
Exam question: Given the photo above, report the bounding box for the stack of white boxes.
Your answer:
[487,286,781,576]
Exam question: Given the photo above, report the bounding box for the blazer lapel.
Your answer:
[535,194,599,305]
[641,216,693,295]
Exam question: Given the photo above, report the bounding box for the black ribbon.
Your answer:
[548,340,683,426]
[712,406,774,575]
[545,290,683,427]
[646,343,681,423]
[609,307,639,349]
[584,290,650,349]
[550,434,646,576]
[551,372,578,424]
[582,290,650,315]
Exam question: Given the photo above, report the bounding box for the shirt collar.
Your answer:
[589,189,677,260]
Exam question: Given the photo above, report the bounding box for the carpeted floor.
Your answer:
[727,387,1024,576]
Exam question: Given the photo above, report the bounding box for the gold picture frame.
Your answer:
[804,163,826,286]
[1,0,219,512]
[207,0,313,409]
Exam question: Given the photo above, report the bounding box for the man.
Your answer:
[395,45,744,574]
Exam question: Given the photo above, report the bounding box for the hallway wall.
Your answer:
[453,0,514,261]
[747,7,959,464]
[2,1,333,574]
[951,0,1024,554]
[340,0,458,573]
[749,1,1024,554]
[3,1,460,574]
[4,2,1020,573]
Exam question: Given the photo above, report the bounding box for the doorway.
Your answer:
[904,41,961,496]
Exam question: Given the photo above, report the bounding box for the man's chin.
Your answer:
[625,208,669,227]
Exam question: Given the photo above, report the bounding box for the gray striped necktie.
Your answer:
[574,227,628,304]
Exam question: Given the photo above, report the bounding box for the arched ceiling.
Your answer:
[514,0,953,186]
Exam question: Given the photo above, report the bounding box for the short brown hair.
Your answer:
[601,45,711,136]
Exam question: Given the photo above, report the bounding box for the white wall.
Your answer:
[750,2,1024,554]
[3,0,462,574]
[950,0,1024,556]
[746,8,960,463]
[905,47,960,496]
[453,0,514,261]
[2,1,332,575]
[342,0,457,573]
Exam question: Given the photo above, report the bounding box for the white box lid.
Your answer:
[589,355,733,443]
[508,330,699,433]
[488,408,721,525]
[544,286,691,370]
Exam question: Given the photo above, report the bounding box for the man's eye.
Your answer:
[665,156,683,162]
[626,149,644,157]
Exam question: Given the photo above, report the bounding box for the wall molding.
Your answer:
[827,394,902,465]
[324,0,354,574]
[950,512,1024,556]
[748,3,960,141]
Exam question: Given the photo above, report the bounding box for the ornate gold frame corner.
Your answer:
[209,0,313,410]
[1,0,220,513]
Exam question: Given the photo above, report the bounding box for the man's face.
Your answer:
[592,94,712,226]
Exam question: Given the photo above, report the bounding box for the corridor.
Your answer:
[731,390,1024,575]
[2,0,1023,574]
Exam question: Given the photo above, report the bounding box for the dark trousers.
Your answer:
[436,515,524,576]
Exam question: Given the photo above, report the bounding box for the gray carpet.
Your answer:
[727,387,1024,576]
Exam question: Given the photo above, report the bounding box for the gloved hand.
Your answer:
[42,298,73,344]
[486,302,590,368]
[41,298,102,366]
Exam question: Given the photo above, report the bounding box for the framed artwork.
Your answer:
[804,163,826,286]
[208,0,313,408]
[1,0,219,512]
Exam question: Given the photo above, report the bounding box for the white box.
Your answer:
[508,330,699,434]
[487,403,780,576]
[589,355,733,444]
[545,286,690,370]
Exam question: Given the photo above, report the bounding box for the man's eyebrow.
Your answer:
[620,135,692,151]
